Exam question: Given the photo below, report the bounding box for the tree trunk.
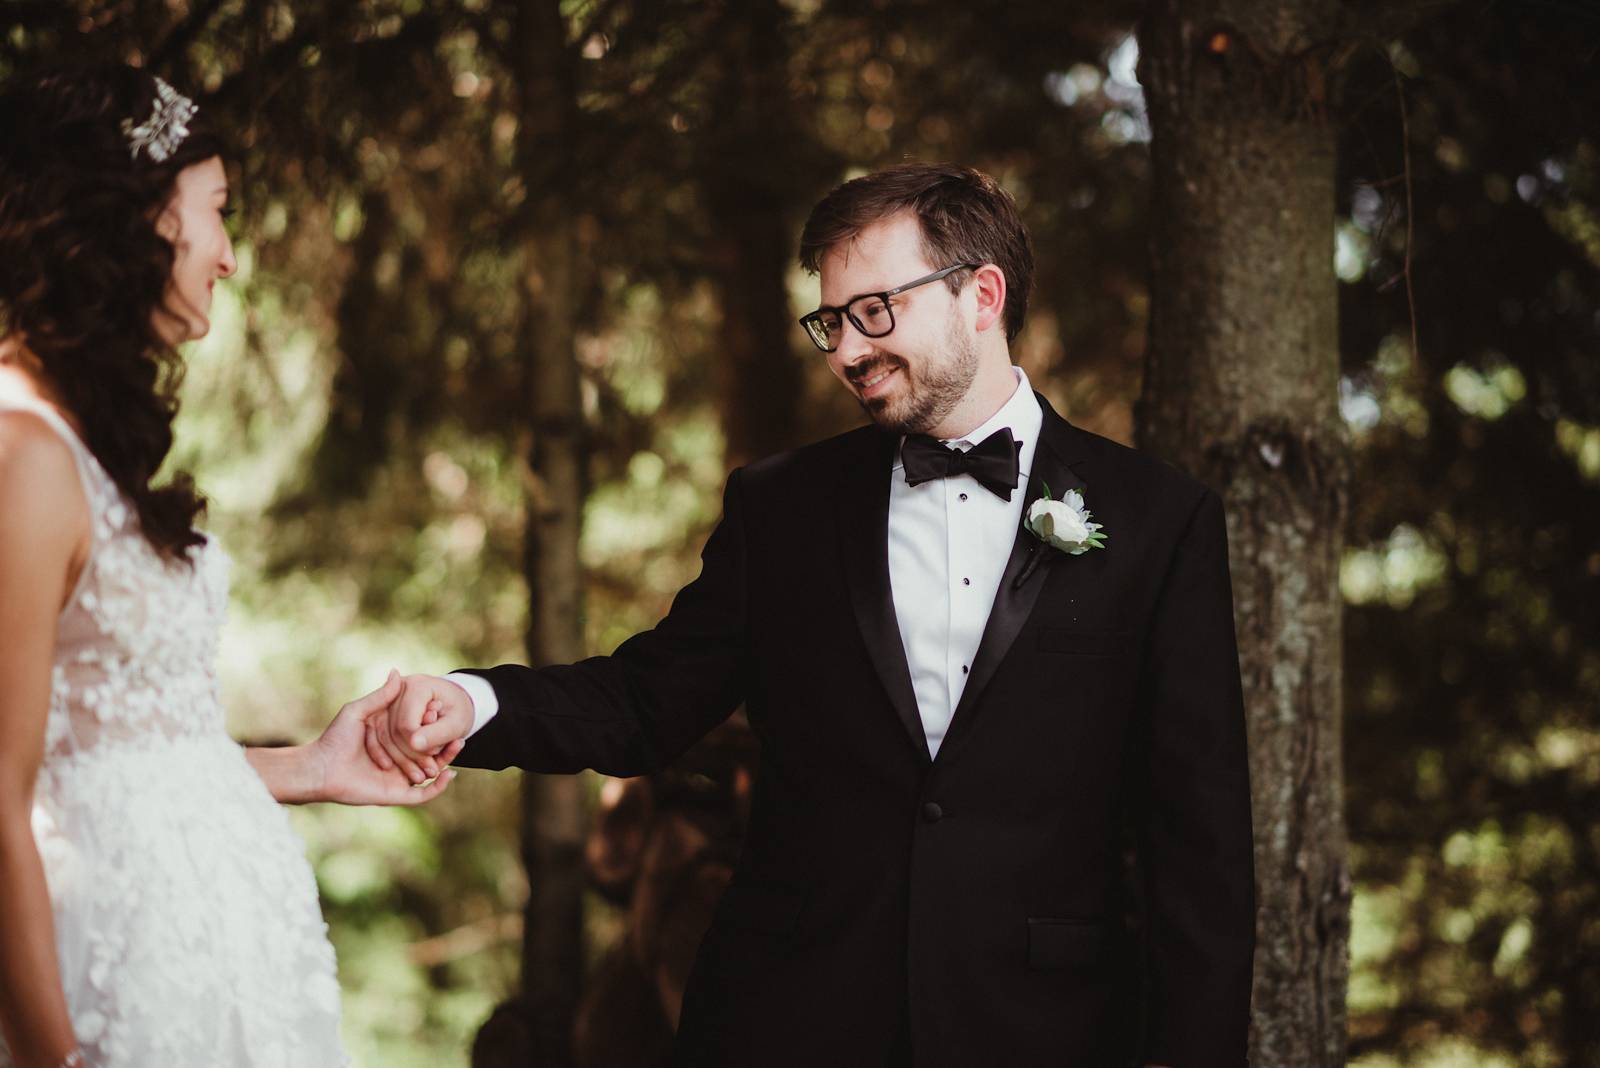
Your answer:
[474,0,588,1063]
[1138,3,1351,1064]
[697,0,807,465]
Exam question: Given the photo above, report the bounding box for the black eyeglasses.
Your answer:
[798,263,976,353]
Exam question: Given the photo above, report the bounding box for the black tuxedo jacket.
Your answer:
[457,396,1255,1067]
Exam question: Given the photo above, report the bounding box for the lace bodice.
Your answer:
[0,395,347,1067]
[39,420,232,764]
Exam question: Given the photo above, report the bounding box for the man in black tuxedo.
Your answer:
[371,163,1254,1067]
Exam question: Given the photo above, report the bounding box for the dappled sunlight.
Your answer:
[1443,359,1526,421]
[1555,418,1600,481]
[1341,524,1450,608]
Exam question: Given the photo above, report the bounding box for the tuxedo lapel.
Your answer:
[936,397,1088,764]
[839,429,933,766]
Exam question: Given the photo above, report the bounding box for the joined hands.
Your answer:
[253,670,466,806]
[309,670,465,804]
[362,673,476,785]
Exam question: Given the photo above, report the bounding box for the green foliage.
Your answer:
[6,0,1597,1063]
[1337,8,1600,1064]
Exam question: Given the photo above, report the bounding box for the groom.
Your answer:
[373,163,1255,1066]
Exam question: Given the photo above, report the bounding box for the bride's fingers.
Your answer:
[389,738,464,801]
[343,670,404,719]
[402,767,457,805]
[413,734,456,783]
[364,719,394,771]
[372,707,428,783]
[414,700,442,777]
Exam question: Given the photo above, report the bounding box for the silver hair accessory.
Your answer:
[120,76,197,163]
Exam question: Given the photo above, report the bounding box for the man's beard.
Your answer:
[846,317,981,436]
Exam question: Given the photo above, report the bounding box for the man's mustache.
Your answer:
[844,354,906,386]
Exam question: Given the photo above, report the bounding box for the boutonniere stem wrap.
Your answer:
[1025,485,1107,556]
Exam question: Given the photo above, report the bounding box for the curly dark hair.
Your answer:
[0,64,228,563]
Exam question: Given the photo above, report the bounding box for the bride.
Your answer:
[0,67,459,1067]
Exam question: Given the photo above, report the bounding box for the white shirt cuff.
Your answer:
[444,671,499,739]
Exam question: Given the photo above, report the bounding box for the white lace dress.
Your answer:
[0,398,347,1067]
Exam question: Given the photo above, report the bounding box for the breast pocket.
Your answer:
[1035,627,1135,658]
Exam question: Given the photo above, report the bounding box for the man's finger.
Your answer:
[391,677,471,757]
[390,680,437,751]
[410,709,469,755]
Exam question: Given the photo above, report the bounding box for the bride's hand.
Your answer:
[309,671,462,806]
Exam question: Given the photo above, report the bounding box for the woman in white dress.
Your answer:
[0,66,461,1067]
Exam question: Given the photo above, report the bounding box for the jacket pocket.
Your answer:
[715,883,806,936]
[1035,627,1134,657]
[1027,917,1108,971]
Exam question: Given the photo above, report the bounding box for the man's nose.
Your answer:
[832,318,876,366]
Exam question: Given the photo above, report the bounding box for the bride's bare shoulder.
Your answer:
[0,406,90,542]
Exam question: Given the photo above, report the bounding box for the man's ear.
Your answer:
[971,263,1007,334]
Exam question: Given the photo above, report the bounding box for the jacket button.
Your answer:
[922,801,944,823]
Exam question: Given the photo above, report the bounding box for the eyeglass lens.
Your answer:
[807,296,895,351]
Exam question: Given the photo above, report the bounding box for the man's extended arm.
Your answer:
[373,468,753,779]
[1136,488,1256,1066]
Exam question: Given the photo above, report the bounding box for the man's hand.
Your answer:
[307,670,463,805]
[364,672,475,784]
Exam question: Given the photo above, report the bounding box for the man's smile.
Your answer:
[859,366,899,397]
[847,357,907,402]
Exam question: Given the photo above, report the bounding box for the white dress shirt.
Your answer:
[887,367,1040,756]
[451,367,1042,758]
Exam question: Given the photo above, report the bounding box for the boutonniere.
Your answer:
[1024,485,1108,556]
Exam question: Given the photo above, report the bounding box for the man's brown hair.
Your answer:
[798,162,1035,342]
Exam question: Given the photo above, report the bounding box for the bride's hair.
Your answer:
[0,64,228,563]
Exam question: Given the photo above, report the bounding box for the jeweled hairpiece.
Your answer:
[120,76,197,163]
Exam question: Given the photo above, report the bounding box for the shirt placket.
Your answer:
[945,468,981,712]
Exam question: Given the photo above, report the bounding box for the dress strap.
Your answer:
[0,395,105,610]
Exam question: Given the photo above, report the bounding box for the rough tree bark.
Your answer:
[474,0,589,1062]
[1138,3,1352,1063]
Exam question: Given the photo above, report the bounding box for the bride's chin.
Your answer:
[151,309,208,345]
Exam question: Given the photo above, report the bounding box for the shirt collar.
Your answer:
[892,366,1043,479]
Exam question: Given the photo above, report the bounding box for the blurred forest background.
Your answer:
[4,0,1598,1064]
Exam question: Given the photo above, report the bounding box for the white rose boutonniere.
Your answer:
[1025,485,1108,556]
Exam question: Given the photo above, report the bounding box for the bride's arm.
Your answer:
[243,744,323,804]
[0,416,89,1068]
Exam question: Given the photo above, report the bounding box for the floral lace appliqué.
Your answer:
[1,405,348,1068]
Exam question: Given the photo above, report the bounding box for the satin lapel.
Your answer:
[839,429,932,765]
[936,398,1088,764]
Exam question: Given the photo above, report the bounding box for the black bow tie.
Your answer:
[901,427,1022,501]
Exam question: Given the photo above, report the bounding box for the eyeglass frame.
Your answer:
[798,262,978,353]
